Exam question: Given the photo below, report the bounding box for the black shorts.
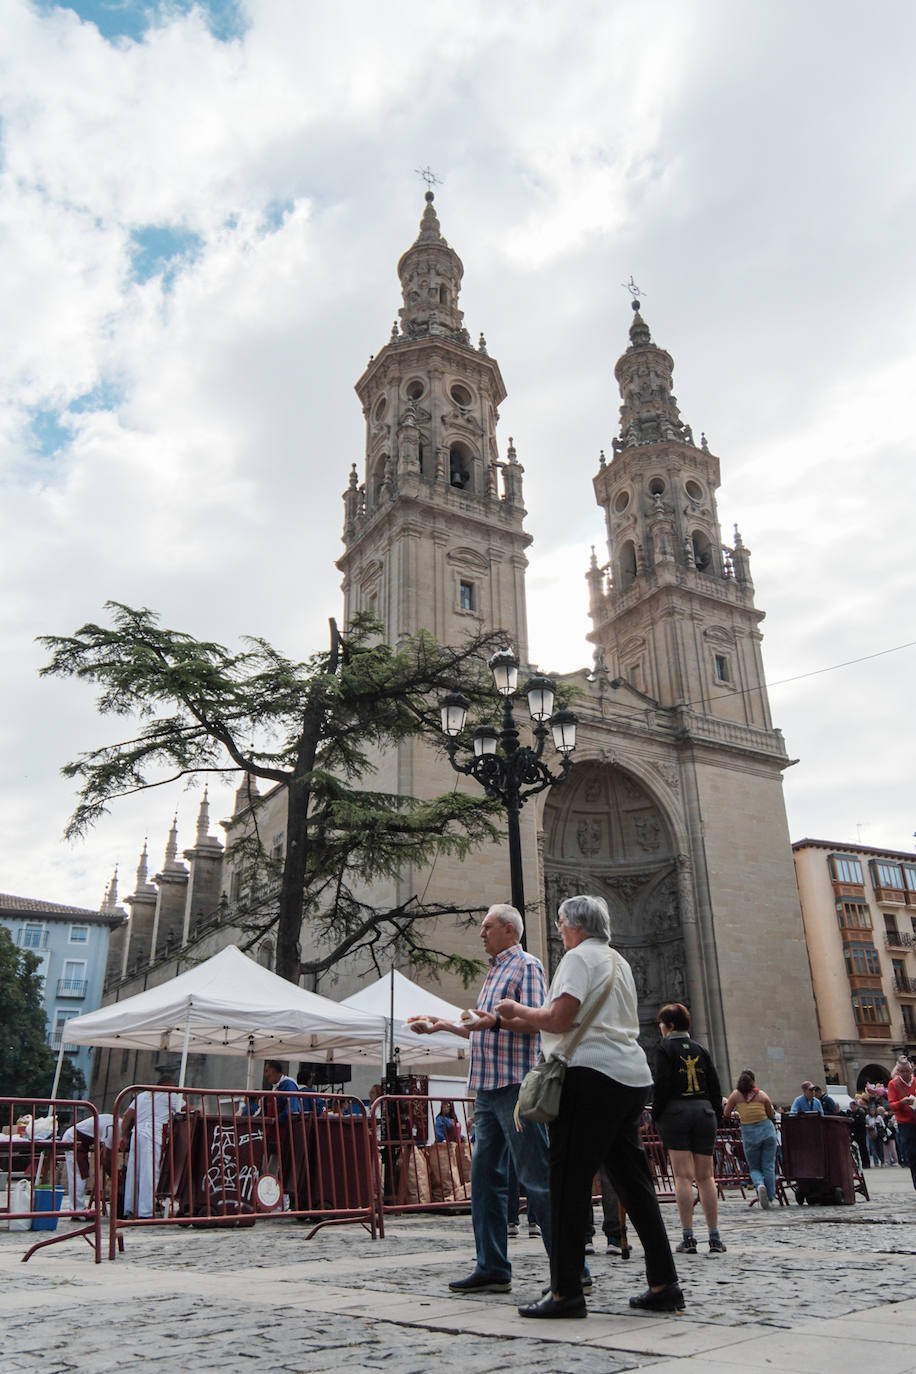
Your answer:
[656,1099,718,1155]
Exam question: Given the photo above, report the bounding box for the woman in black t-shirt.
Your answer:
[653,1002,725,1256]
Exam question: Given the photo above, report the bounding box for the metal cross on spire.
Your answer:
[622,275,644,307]
[415,166,443,192]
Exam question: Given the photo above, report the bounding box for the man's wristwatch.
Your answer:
[491,1015,501,1032]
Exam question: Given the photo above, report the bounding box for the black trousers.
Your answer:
[548,1066,678,1298]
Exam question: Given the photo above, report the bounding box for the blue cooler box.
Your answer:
[32,1186,63,1231]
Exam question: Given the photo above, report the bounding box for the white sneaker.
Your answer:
[508,1222,519,1237]
[528,1222,541,1238]
[757,1183,770,1210]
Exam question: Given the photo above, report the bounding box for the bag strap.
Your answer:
[556,950,618,1060]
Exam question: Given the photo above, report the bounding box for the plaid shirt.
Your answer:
[467,944,546,1092]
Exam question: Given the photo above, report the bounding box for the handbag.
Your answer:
[515,952,618,1125]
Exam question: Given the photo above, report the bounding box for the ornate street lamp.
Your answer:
[440,649,577,947]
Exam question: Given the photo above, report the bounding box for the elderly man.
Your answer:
[790,1081,824,1115]
[886,1057,916,1191]
[417,903,551,1293]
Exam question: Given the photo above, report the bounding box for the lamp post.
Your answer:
[440,649,578,949]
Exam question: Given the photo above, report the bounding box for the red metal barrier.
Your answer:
[109,1085,380,1260]
[371,1095,474,1216]
[0,1098,104,1263]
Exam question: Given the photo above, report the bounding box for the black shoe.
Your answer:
[449,1271,511,1293]
[675,1235,697,1254]
[707,1237,727,1254]
[519,1293,587,1319]
[629,1283,685,1314]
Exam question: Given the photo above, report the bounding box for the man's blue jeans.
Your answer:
[471,1085,551,1279]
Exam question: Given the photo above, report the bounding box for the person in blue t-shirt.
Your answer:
[264,1060,302,1121]
[790,1081,824,1115]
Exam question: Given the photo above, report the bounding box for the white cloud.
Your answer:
[1,0,915,909]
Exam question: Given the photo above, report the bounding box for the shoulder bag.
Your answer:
[515,951,618,1125]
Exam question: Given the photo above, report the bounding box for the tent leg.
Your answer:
[178,1013,192,1088]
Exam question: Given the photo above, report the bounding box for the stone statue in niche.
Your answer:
[576,818,602,857]
[634,812,662,852]
[629,952,649,999]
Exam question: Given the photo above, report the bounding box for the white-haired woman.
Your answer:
[496,894,682,1319]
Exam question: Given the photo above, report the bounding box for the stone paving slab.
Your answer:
[1,1167,914,1372]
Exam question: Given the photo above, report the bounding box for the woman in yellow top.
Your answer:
[723,1070,778,1209]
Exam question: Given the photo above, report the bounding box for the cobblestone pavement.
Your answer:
[2,1167,915,1373]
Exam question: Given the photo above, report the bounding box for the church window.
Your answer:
[406,379,425,401]
[648,477,666,496]
[619,541,637,589]
[851,992,889,1025]
[844,944,881,977]
[458,580,475,612]
[685,479,703,501]
[714,654,730,684]
[450,382,472,408]
[613,489,630,513]
[439,285,449,305]
[373,397,387,421]
[830,855,864,885]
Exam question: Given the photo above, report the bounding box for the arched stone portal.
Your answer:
[542,760,686,1045]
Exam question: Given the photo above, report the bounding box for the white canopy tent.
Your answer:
[340,968,469,1067]
[56,945,389,1090]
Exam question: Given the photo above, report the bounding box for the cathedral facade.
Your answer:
[98,193,821,1104]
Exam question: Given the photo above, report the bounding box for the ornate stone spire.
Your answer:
[233,771,261,815]
[133,839,156,896]
[196,786,210,842]
[396,192,469,344]
[162,814,184,873]
[612,301,696,452]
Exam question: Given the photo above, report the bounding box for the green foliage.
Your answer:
[0,928,86,1100]
[40,604,511,982]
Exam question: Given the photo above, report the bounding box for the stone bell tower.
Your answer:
[338,190,531,657]
[333,193,546,978]
[539,297,822,1099]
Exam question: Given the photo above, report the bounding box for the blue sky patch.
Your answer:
[38,1,247,44]
[70,380,124,413]
[129,224,204,287]
[28,407,71,458]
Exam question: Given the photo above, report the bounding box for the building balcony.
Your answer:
[56,978,87,998]
[854,1022,892,1039]
[846,972,883,991]
[832,881,867,900]
[893,974,916,996]
[885,929,911,949]
[873,883,907,905]
[50,1033,78,1053]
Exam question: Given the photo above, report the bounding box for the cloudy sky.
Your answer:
[2,0,914,911]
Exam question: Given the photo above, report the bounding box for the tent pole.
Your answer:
[178,1009,192,1088]
[49,1040,67,1100]
[389,966,395,1064]
[246,1036,256,1091]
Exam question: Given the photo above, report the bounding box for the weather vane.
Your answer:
[416,166,443,192]
[622,275,643,307]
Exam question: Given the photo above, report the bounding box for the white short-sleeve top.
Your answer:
[540,938,652,1088]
